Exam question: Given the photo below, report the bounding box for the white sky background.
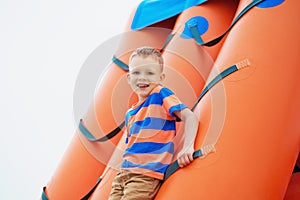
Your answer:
[0,0,140,199]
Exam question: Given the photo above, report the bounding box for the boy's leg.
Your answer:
[122,172,161,200]
[108,173,124,200]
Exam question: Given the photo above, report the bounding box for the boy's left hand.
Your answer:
[177,147,195,168]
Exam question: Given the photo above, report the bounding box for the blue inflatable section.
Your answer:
[181,16,209,40]
[131,0,207,30]
[256,0,285,8]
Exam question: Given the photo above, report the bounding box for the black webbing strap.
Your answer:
[202,0,264,47]
[188,21,204,45]
[80,178,103,200]
[79,119,125,142]
[111,31,175,70]
[112,55,129,71]
[160,32,176,53]
[191,64,240,111]
[164,149,202,181]
[41,187,49,200]
[41,179,103,200]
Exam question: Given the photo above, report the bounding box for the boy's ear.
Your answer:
[160,73,166,82]
[126,73,131,83]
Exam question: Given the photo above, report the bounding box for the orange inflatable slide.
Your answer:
[41,0,300,199]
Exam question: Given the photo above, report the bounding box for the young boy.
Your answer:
[109,46,214,200]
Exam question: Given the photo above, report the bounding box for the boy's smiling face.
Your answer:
[127,55,165,101]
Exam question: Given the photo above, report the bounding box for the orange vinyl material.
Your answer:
[43,0,300,199]
[156,0,300,199]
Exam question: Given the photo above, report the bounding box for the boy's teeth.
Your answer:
[138,84,149,88]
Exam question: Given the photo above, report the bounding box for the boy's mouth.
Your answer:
[137,83,150,89]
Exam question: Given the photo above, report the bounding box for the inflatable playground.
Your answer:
[41,0,300,199]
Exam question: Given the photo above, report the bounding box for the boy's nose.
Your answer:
[138,73,146,80]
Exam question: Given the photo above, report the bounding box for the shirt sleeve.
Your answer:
[159,87,187,117]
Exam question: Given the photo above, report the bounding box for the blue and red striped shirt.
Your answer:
[121,85,187,180]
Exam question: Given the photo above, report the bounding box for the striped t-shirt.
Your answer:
[121,85,187,180]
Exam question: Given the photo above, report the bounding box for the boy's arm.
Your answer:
[174,108,199,168]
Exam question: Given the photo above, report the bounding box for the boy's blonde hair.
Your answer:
[129,46,164,69]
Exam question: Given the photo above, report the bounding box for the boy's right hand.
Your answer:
[177,146,195,168]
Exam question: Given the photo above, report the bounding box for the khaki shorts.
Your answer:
[109,170,162,200]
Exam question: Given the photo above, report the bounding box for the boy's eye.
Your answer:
[147,71,154,75]
[132,71,140,75]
